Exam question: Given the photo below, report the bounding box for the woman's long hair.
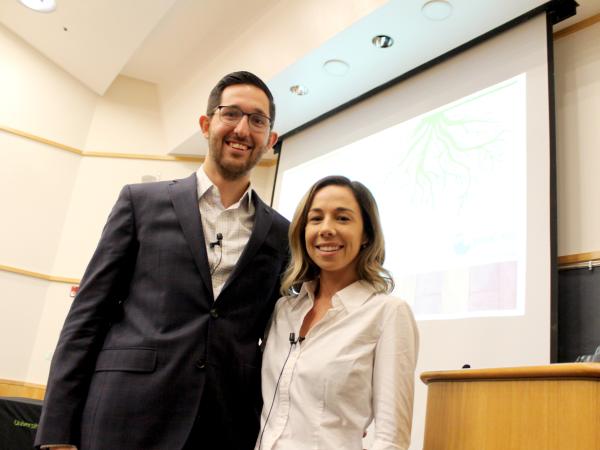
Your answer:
[281,175,394,295]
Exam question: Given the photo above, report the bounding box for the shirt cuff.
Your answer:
[40,446,77,449]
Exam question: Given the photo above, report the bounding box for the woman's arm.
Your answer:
[371,300,419,450]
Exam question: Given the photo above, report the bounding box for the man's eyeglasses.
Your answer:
[212,105,272,132]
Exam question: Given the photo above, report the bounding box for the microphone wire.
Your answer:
[209,234,223,275]
[257,334,298,450]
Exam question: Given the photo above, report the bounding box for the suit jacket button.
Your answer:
[209,308,219,318]
[196,359,206,369]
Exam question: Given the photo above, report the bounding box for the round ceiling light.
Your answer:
[422,0,453,21]
[372,35,394,49]
[18,0,57,13]
[290,84,309,96]
[323,59,350,77]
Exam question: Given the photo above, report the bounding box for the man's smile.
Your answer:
[225,139,252,152]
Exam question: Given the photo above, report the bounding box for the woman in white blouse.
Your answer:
[256,176,419,450]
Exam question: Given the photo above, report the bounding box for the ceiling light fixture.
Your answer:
[18,0,57,13]
[422,0,453,21]
[323,59,350,77]
[372,35,394,49]
[290,85,309,96]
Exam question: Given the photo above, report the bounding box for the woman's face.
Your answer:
[304,185,366,282]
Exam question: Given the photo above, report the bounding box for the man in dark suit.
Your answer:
[35,71,289,450]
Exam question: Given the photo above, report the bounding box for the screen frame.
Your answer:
[270,6,563,361]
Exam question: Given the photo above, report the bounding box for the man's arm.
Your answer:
[35,185,138,448]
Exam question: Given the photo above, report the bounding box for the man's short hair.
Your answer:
[206,71,276,127]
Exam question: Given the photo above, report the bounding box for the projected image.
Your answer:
[277,74,526,320]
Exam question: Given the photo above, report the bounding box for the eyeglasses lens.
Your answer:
[217,106,269,131]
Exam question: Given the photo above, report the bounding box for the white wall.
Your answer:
[555,21,600,256]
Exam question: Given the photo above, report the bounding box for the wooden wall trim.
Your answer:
[0,264,79,284]
[0,378,46,400]
[0,124,276,167]
[4,253,599,284]
[1,124,83,155]
[558,251,600,266]
[554,12,600,40]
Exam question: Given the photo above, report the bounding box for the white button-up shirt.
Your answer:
[196,166,255,299]
[256,280,419,450]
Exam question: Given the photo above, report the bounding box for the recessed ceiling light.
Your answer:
[422,0,453,21]
[290,85,309,96]
[18,0,57,13]
[372,35,394,49]
[323,59,350,77]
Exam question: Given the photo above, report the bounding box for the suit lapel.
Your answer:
[221,194,273,293]
[169,174,213,297]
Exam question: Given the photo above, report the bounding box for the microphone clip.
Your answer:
[289,332,305,345]
[210,232,223,248]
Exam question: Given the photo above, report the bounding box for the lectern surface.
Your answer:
[420,363,600,450]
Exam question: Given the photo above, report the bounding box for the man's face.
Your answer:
[200,84,278,180]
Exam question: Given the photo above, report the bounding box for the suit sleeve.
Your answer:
[371,301,419,450]
[259,217,290,348]
[35,185,138,448]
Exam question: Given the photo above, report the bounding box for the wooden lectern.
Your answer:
[420,363,600,450]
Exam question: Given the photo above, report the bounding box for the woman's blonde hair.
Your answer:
[281,175,394,295]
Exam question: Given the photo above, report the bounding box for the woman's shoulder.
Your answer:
[275,293,297,309]
[369,290,414,316]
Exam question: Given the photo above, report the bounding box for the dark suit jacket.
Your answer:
[35,173,289,450]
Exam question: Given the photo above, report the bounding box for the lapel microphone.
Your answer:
[209,232,223,248]
[288,332,305,345]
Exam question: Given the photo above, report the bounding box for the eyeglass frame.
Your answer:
[210,105,273,132]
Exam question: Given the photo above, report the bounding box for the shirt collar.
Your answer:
[196,164,254,208]
[294,279,376,312]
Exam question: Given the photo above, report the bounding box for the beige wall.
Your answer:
[0,25,97,148]
[0,272,48,382]
[85,75,167,155]
[555,21,600,256]
[0,133,81,272]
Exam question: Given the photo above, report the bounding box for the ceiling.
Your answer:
[1,0,598,156]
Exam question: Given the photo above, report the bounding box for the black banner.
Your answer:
[0,397,42,450]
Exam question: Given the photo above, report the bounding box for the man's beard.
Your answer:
[209,138,264,181]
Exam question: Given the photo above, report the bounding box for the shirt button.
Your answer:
[209,308,219,318]
[196,359,206,369]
